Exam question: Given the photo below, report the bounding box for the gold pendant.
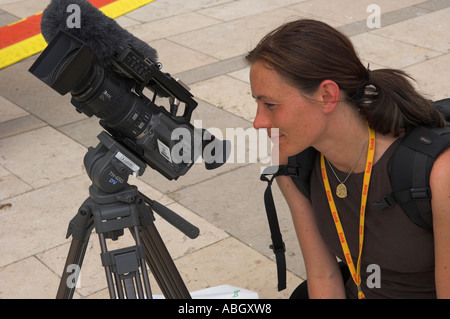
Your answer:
[336,183,347,199]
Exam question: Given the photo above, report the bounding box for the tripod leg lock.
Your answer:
[66,199,94,241]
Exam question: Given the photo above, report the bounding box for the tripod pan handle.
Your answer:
[151,200,200,239]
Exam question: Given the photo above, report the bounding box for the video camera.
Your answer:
[29,30,229,180]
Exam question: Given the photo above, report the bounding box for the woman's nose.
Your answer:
[253,105,270,130]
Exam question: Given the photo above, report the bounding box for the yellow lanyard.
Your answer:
[320,126,375,299]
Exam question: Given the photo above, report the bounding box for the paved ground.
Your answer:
[1,0,449,299]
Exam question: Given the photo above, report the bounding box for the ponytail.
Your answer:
[353,68,445,136]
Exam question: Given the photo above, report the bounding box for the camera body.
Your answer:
[29,31,219,180]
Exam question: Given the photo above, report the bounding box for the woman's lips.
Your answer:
[269,134,283,144]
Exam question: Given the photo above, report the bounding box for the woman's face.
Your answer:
[250,61,326,157]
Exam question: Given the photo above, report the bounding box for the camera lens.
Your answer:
[71,65,155,139]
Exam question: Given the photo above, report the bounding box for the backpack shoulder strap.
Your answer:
[260,168,287,291]
[287,147,317,199]
[374,98,450,231]
[373,125,450,231]
[260,147,317,291]
[433,98,450,120]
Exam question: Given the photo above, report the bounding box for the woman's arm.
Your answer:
[430,148,450,298]
[276,174,346,298]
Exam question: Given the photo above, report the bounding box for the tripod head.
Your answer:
[84,131,199,239]
[85,131,146,194]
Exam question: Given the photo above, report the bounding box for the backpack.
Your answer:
[260,98,450,291]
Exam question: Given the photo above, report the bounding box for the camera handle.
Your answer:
[56,131,197,299]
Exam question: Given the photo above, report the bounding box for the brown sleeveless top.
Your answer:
[310,138,436,298]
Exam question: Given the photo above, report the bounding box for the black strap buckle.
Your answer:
[284,164,300,177]
[269,242,286,254]
[410,187,431,200]
[373,194,396,213]
[269,242,287,291]
[261,164,300,180]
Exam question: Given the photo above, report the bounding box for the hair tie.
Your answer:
[367,63,372,84]
[350,64,374,101]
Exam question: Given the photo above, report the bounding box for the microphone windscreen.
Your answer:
[41,0,158,67]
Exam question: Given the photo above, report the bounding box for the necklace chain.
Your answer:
[326,135,370,185]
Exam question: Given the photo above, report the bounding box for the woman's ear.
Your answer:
[317,80,340,114]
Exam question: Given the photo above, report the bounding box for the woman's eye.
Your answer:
[265,103,276,108]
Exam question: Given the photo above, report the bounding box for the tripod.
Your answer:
[56,132,199,299]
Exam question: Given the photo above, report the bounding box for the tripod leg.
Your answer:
[56,238,89,299]
[131,225,153,298]
[98,232,120,299]
[133,223,191,299]
[56,202,94,299]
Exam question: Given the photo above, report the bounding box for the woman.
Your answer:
[246,19,450,298]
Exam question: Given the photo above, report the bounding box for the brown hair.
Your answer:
[246,19,445,136]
